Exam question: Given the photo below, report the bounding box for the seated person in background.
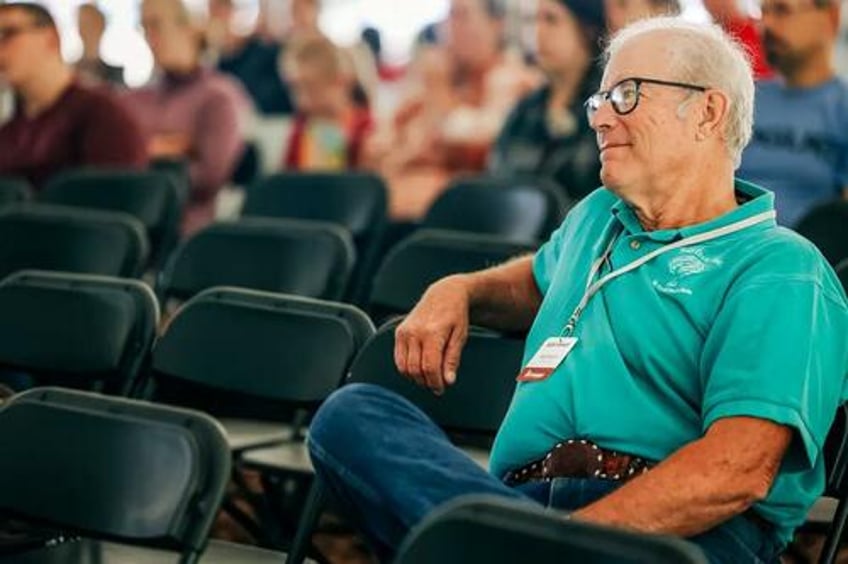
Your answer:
[206,0,293,115]
[281,34,372,171]
[604,0,679,33]
[489,0,605,201]
[308,17,848,562]
[75,3,125,87]
[363,0,537,221]
[0,3,146,189]
[125,0,251,236]
[737,0,847,227]
[703,0,772,79]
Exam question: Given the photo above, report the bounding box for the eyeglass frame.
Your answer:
[0,23,50,45]
[584,77,709,121]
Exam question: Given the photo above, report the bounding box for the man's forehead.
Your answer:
[602,32,678,87]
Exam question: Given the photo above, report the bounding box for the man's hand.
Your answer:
[148,132,191,159]
[394,275,471,395]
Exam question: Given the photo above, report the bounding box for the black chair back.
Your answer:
[158,218,355,305]
[422,176,568,243]
[0,270,158,395]
[369,229,536,321]
[0,204,148,279]
[796,200,848,266]
[0,177,29,208]
[42,169,182,266]
[0,387,229,563]
[347,319,522,438]
[242,172,388,300]
[396,496,707,564]
[147,287,374,421]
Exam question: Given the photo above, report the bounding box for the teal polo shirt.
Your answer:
[489,180,848,544]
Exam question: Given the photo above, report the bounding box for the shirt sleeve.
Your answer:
[80,94,149,169]
[700,274,848,472]
[532,218,568,296]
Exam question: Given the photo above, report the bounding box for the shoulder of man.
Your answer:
[733,225,846,304]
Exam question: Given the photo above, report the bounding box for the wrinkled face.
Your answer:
[535,0,588,74]
[760,0,836,77]
[0,8,57,87]
[589,34,704,198]
[604,0,664,34]
[446,0,501,68]
[141,0,194,69]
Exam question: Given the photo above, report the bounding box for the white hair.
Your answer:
[605,17,755,169]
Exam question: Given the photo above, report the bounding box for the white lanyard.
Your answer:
[560,210,776,336]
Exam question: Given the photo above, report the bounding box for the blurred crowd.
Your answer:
[0,0,845,234]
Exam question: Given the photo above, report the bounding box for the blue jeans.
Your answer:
[308,384,783,563]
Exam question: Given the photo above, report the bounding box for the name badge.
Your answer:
[516,337,578,382]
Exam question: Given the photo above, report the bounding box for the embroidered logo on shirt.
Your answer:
[653,247,722,296]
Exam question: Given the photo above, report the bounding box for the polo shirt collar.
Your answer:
[610,179,776,242]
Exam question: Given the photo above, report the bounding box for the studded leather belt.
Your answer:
[504,439,656,486]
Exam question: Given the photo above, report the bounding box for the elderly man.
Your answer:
[737,0,846,228]
[309,17,848,562]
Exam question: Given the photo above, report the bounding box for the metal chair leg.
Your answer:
[286,479,326,564]
[820,499,848,564]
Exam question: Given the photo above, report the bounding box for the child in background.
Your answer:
[281,34,373,170]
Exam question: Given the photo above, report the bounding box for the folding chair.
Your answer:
[267,318,524,564]
[796,200,848,266]
[41,169,182,267]
[142,287,374,452]
[150,158,190,205]
[814,404,848,564]
[157,218,355,307]
[0,204,148,279]
[242,172,388,301]
[422,175,569,244]
[0,270,158,396]
[0,176,29,208]
[369,229,536,321]
[0,386,231,564]
[396,496,707,564]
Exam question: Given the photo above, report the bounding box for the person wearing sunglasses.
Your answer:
[737,0,847,229]
[0,3,147,190]
[307,16,848,563]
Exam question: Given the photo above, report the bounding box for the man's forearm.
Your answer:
[572,418,791,537]
[460,255,542,332]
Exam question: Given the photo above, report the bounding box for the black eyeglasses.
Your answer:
[0,24,47,44]
[584,77,709,121]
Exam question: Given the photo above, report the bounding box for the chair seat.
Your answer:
[241,441,489,475]
[12,538,289,563]
[219,418,293,452]
[806,496,839,526]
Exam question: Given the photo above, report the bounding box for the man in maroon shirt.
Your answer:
[0,3,148,189]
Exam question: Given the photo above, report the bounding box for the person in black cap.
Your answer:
[489,0,606,201]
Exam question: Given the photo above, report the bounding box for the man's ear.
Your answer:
[695,89,729,142]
